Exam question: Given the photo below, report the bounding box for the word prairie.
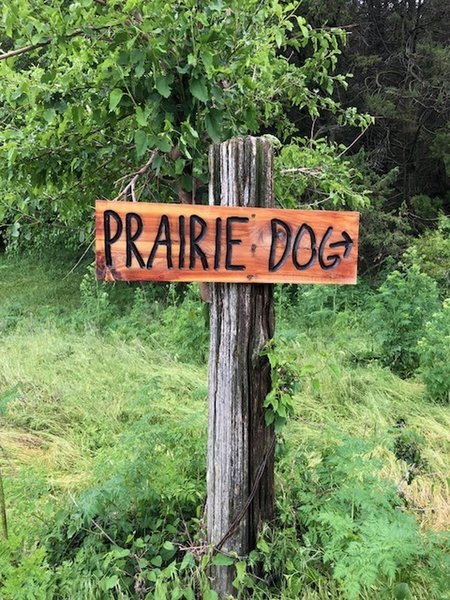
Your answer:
[95,201,359,284]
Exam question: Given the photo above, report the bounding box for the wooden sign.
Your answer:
[95,200,359,284]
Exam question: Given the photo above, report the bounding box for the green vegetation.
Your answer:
[0,0,371,248]
[369,266,440,377]
[418,299,450,405]
[0,254,448,599]
[0,0,449,598]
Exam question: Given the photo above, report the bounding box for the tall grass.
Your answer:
[0,254,448,599]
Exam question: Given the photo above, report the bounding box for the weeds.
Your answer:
[0,254,448,598]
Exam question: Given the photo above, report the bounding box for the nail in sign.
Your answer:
[95,200,359,284]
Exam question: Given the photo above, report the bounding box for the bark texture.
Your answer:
[207,136,275,597]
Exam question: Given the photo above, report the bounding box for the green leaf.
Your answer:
[209,0,223,10]
[201,49,214,69]
[135,106,148,127]
[205,110,222,142]
[159,138,173,152]
[174,158,186,175]
[155,75,172,98]
[110,547,130,559]
[10,222,21,238]
[109,88,123,111]
[212,553,234,566]
[323,79,333,95]
[265,410,275,426]
[135,63,145,78]
[257,539,270,554]
[152,135,172,153]
[163,541,175,550]
[180,552,195,571]
[274,30,283,48]
[152,154,163,173]
[189,78,209,103]
[234,561,246,582]
[102,575,119,590]
[155,579,167,600]
[43,108,56,123]
[134,130,148,158]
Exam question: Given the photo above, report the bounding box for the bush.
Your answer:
[404,215,450,297]
[158,285,209,364]
[370,266,440,377]
[417,299,450,403]
[275,281,374,333]
[77,266,114,330]
[0,408,208,600]
[410,194,444,227]
[236,434,449,599]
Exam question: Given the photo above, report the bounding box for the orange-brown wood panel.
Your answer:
[95,200,359,284]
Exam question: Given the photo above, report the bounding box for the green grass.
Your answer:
[0,253,448,599]
[281,337,450,533]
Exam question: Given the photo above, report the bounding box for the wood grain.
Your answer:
[207,136,275,598]
[95,200,359,284]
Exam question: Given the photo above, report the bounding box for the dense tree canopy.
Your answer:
[0,0,371,248]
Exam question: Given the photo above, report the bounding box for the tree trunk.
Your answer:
[207,136,275,597]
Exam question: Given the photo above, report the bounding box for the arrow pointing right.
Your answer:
[329,231,353,259]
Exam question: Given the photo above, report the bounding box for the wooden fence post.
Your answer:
[207,136,275,597]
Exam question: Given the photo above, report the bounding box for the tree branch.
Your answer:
[0,25,114,62]
[280,167,322,177]
[113,150,158,202]
[0,40,51,61]
[337,127,369,158]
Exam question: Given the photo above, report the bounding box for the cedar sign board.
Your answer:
[95,200,359,285]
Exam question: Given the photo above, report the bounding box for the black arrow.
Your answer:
[329,231,353,258]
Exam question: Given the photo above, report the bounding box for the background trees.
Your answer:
[303,0,450,225]
[2,1,448,279]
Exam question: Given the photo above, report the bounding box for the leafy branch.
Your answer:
[0,25,115,61]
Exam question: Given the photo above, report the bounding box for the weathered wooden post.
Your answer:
[95,135,359,598]
[207,136,275,597]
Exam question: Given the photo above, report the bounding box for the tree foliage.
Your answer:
[0,0,370,247]
[302,0,450,226]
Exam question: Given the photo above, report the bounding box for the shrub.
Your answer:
[410,194,443,226]
[237,434,448,599]
[404,215,450,297]
[370,266,440,377]
[77,266,113,330]
[39,410,206,599]
[159,285,209,364]
[0,546,55,600]
[275,281,374,333]
[417,299,450,403]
